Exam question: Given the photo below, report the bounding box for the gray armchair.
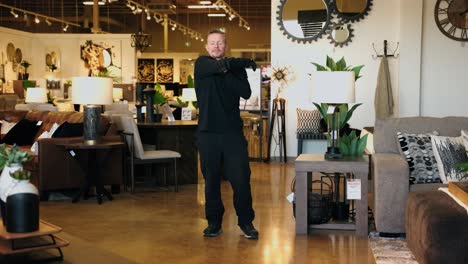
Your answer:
[372,116,468,234]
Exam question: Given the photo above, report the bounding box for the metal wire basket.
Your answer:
[292,178,333,225]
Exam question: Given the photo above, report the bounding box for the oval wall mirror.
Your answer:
[327,23,354,47]
[333,0,373,22]
[277,0,331,43]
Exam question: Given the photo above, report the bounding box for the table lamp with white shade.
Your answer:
[181,88,197,120]
[25,87,48,103]
[312,71,355,160]
[72,77,113,145]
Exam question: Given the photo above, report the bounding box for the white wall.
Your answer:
[0,27,135,97]
[271,0,400,157]
[420,0,468,117]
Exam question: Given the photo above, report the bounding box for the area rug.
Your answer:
[369,234,418,264]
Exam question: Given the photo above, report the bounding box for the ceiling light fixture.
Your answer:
[131,28,152,52]
[126,0,203,42]
[213,0,251,31]
[207,13,226,17]
[1,3,81,31]
[63,24,69,32]
[10,9,19,18]
[187,5,224,9]
[83,1,105,5]
[45,19,52,26]
[199,1,212,4]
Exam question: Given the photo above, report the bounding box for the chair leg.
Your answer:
[174,158,178,192]
[130,160,135,193]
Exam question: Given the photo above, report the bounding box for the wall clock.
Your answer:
[434,0,468,42]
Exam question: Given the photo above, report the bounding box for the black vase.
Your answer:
[23,73,29,80]
[6,193,39,232]
[154,113,163,123]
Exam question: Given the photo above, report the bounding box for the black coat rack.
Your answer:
[372,40,399,59]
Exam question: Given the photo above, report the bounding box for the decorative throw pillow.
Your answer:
[51,122,83,138]
[30,123,60,154]
[461,130,468,152]
[397,132,441,184]
[431,135,468,183]
[0,120,17,135]
[296,108,321,134]
[0,119,42,146]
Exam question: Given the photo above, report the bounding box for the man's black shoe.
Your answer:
[240,224,259,240]
[203,224,222,237]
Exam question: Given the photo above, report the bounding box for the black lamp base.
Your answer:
[325,147,343,160]
[84,105,101,145]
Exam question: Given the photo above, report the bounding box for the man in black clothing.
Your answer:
[194,29,259,239]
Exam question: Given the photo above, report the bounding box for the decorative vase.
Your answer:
[5,177,39,233]
[23,73,29,80]
[154,113,163,123]
[0,163,23,225]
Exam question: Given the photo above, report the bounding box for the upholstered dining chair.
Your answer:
[117,116,181,193]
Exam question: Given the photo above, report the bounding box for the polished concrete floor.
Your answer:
[30,162,373,263]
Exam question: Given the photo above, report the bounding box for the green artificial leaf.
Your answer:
[336,57,347,71]
[343,103,362,125]
[352,65,365,80]
[337,104,349,129]
[326,56,337,71]
[349,130,357,139]
[313,102,328,119]
[341,133,350,145]
[350,137,358,156]
[340,141,350,156]
[357,134,369,156]
[187,75,194,88]
[311,63,328,72]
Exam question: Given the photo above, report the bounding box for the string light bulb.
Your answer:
[63,24,69,32]
[34,16,40,24]
[10,9,19,18]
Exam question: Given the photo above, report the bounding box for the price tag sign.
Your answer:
[181,107,192,120]
[346,179,361,200]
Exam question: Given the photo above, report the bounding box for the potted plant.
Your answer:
[20,60,31,80]
[152,83,168,122]
[0,144,39,232]
[311,56,365,157]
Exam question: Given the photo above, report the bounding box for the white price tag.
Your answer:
[141,106,146,113]
[286,192,295,203]
[327,106,336,114]
[69,150,76,157]
[37,121,43,126]
[346,179,361,200]
[181,107,192,121]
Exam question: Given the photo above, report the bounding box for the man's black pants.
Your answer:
[197,132,255,226]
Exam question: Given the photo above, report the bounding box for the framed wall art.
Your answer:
[137,58,155,82]
[156,58,173,83]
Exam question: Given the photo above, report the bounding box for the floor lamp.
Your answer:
[72,77,113,145]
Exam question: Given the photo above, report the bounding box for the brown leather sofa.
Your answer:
[0,110,123,199]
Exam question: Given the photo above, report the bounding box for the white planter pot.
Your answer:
[0,163,23,203]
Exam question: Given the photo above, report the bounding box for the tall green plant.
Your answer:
[187,75,194,88]
[313,103,362,130]
[311,55,364,80]
[339,130,368,156]
[152,83,168,114]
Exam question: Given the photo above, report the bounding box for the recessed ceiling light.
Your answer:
[199,1,212,4]
[83,1,105,5]
[207,13,226,17]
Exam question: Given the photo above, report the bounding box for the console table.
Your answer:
[295,154,369,236]
[138,120,198,184]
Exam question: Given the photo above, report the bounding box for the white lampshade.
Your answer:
[71,77,113,105]
[25,87,47,103]
[181,88,197,102]
[113,87,123,101]
[312,71,355,104]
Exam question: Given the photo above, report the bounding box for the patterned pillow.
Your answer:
[461,130,468,151]
[296,108,321,134]
[431,135,468,183]
[397,132,441,184]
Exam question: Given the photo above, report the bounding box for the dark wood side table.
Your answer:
[295,154,369,236]
[57,141,124,204]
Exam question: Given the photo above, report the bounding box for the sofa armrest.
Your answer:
[372,153,409,234]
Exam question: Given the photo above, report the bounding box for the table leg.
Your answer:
[295,171,308,234]
[355,172,368,236]
[91,149,114,204]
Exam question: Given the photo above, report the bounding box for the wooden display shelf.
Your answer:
[0,219,69,260]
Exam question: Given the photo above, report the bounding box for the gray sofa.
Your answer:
[372,116,468,234]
